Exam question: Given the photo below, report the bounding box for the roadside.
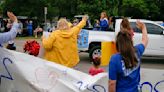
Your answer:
[13,38,164,74]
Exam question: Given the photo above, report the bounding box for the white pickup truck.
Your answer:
[77,18,164,60]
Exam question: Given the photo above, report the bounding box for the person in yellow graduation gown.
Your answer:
[42,16,87,67]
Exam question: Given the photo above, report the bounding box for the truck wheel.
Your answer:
[89,46,101,62]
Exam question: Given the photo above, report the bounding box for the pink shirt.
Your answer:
[89,67,105,76]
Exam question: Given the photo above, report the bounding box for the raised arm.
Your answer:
[0,12,18,45]
[72,15,87,35]
[136,20,148,48]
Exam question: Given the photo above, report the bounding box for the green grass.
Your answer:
[16,36,41,40]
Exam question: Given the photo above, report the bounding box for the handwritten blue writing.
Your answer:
[92,85,106,92]
[77,80,163,92]
[0,57,14,84]
[140,82,153,92]
[140,80,164,92]
[154,80,164,92]
[77,81,106,92]
[77,81,83,90]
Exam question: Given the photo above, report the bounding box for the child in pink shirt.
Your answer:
[89,56,105,76]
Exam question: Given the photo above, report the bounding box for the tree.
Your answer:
[109,0,120,16]
[120,0,149,18]
[144,0,159,20]
[0,0,4,15]
[2,0,47,19]
[157,0,164,20]
[76,0,111,22]
[1,0,164,21]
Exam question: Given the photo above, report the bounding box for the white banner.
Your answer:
[0,48,163,92]
[140,68,164,92]
[0,48,108,92]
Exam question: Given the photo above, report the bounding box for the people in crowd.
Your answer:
[100,11,109,31]
[120,18,134,37]
[34,26,43,38]
[27,20,33,36]
[22,20,29,36]
[17,20,23,36]
[108,20,148,92]
[108,17,114,31]
[42,15,87,68]
[93,19,100,30]
[89,55,104,76]
[0,12,19,47]
[45,20,52,32]
[3,19,8,32]
[73,19,79,26]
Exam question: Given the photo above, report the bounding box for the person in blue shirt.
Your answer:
[108,20,148,92]
[93,19,100,30]
[0,12,19,47]
[27,20,33,36]
[100,12,109,31]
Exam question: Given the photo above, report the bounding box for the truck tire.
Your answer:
[89,46,101,62]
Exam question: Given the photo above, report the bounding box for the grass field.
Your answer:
[16,36,41,39]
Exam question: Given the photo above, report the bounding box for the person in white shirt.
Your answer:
[0,12,19,47]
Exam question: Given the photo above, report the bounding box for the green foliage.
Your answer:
[156,0,164,20]
[76,0,111,21]
[46,0,77,19]
[2,0,47,19]
[121,0,149,18]
[0,0,164,21]
[77,0,102,19]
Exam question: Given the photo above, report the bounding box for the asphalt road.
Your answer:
[12,38,164,74]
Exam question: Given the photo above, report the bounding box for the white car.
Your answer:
[117,19,164,56]
[78,19,164,60]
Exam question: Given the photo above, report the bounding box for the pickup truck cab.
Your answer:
[76,16,164,60]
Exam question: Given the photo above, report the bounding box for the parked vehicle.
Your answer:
[77,17,164,60]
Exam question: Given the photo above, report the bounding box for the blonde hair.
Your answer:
[101,12,108,18]
[57,18,70,30]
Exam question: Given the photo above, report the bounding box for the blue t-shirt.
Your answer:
[100,18,109,31]
[108,44,145,92]
[27,23,33,30]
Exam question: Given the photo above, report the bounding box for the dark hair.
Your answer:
[121,18,131,31]
[116,31,137,69]
[92,57,101,67]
